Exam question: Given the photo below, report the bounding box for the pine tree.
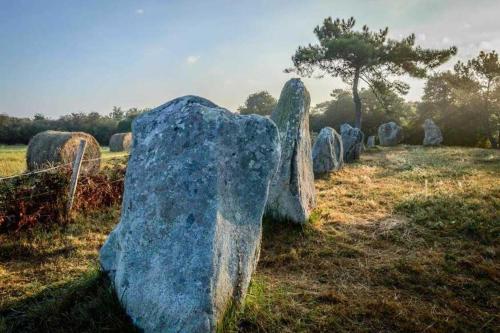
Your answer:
[286,17,456,130]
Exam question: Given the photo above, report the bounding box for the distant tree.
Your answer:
[287,17,457,130]
[310,88,413,136]
[455,51,500,148]
[33,113,46,121]
[110,106,124,120]
[117,108,149,132]
[414,51,500,148]
[238,91,277,116]
[0,106,141,145]
[413,71,484,146]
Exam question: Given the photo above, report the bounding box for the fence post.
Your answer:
[67,139,87,217]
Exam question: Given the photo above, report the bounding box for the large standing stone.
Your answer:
[340,123,364,162]
[100,96,281,333]
[312,127,343,175]
[378,122,403,146]
[422,119,443,146]
[367,135,376,148]
[266,78,316,224]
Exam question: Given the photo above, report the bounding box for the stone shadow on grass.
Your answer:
[0,269,137,333]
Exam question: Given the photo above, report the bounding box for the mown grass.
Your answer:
[0,145,128,177]
[0,208,136,332]
[0,145,498,332]
[0,145,27,178]
[230,145,499,332]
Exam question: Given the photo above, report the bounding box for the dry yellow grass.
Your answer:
[0,145,27,177]
[235,145,499,332]
[1,145,499,332]
[0,145,128,177]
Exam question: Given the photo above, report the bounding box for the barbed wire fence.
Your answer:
[0,153,130,182]
[0,144,130,221]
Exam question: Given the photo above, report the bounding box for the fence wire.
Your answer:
[0,153,130,182]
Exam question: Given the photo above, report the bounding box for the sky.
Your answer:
[1,0,500,118]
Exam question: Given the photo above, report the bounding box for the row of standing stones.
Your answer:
[310,123,364,176]
[100,79,330,333]
[366,119,443,148]
[98,77,442,332]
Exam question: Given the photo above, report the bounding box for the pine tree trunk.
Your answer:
[484,81,498,148]
[489,134,498,149]
[352,68,362,129]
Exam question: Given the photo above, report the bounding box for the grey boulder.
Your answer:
[340,123,364,162]
[312,127,343,175]
[266,78,316,224]
[378,122,403,146]
[367,135,376,148]
[100,96,281,333]
[423,119,443,146]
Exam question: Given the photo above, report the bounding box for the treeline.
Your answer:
[239,51,500,148]
[309,68,500,148]
[2,52,499,148]
[0,107,149,146]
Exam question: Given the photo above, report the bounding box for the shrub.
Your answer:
[0,164,125,232]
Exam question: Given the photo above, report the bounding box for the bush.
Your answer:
[0,165,125,232]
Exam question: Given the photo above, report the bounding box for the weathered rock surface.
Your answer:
[378,122,403,146]
[100,96,281,333]
[367,135,376,148]
[266,78,316,224]
[422,119,443,146]
[340,123,364,162]
[312,127,343,175]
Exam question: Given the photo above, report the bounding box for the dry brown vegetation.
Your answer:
[1,145,499,332]
[0,164,125,232]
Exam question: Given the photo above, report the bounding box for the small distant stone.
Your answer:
[367,135,376,148]
[340,123,364,163]
[312,127,343,175]
[378,122,403,146]
[422,119,443,146]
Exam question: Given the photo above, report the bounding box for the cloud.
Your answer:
[136,9,144,15]
[441,36,451,44]
[186,55,200,64]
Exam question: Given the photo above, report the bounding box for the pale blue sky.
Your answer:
[1,0,499,118]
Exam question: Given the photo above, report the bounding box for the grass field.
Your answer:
[0,145,499,332]
[0,145,128,178]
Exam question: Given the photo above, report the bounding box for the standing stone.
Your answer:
[312,127,343,175]
[367,135,376,148]
[266,78,316,224]
[100,96,281,333]
[422,119,443,146]
[378,122,403,146]
[340,123,364,163]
